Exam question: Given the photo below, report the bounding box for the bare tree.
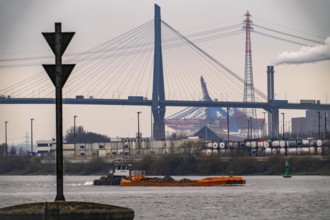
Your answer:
[65,126,110,143]
[9,146,17,157]
[18,147,27,157]
[0,143,6,157]
[179,140,203,159]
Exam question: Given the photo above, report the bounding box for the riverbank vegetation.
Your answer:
[0,154,329,175]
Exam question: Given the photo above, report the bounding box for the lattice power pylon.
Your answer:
[243,11,257,136]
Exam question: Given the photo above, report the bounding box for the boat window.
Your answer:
[118,165,122,170]
[131,170,145,176]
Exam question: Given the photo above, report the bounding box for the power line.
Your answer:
[254,24,323,44]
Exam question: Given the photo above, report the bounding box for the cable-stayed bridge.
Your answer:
[1,4,329,140]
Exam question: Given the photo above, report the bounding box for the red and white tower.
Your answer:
[243,11,256,136]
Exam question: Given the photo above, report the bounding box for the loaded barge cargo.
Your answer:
[120,170,246,187]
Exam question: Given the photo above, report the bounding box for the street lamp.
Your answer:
[226,107,230,143]
[74,115,77,157]
[262,112,266,138]
[318,111,321,139]
[250,116,252,139]
[325,113,328,139]
[247,118,250,139]
[281,113,285,139]
[30,118,34,155]
[137,111,141,154]
[5,121,8,157]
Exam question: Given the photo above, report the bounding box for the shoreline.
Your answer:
[1,155,330,176]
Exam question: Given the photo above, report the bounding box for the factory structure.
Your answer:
[35,137,202,159]
[291,109,330,139]
[34,133,329,161]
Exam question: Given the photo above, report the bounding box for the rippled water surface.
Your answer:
[0,175,329,219]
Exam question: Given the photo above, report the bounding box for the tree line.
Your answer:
[0,144,27,157]
[65,126,110,144]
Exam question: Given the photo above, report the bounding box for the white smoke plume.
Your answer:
[273,37,330,65]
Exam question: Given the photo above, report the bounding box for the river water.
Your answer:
[0,175,329,219]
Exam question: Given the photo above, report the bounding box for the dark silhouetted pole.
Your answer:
[325,113,328,138]
[30,118,34,155]
[43,22,75,201]
[262,112,266,137]
[247,118,250,139]
[205,109,208,141]
[5,121,8,157]
[250,116,252,139]
[281,113,285,139]
[137,111,141,154]
[318,111,321,139]
[74,115,77,157]
[227,107,230,142]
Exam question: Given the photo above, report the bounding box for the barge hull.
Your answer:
[120,176,246,187]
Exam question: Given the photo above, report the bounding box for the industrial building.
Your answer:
[35,137,201,159]
[291,110,329,138]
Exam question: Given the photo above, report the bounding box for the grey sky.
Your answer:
[0,0,329,145]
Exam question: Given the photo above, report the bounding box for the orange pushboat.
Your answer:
[120,170,246,186]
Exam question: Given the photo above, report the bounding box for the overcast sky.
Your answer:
[0,0,329,146]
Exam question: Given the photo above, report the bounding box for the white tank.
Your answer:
[279,148,286,154]
[206,149,212,155]
[309,147,315,154]
[302,139,309,146]
[316,140,322,147]
[272,148,277,154]
[288,148,297,154]
[264,142,270,148]
[233,142,239,148]
[265,148,272,155]
[251,141,257,148]
[245,142,251,148]
[258,141,264,148]
[219,142,225,149]
[287,140,297,147]
[212,149,218,154]
[272,141,280,147]
[297,147,302,154]
[309,139,315,146]
[302,148,310,153]
[212,142,218,149]
[206,142,213,148]
[317,147,322,154]
[280,141,286,148]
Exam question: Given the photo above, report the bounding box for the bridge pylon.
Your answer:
[152,4,166,140]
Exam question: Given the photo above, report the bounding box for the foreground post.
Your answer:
[0,21,134,220]
[42,23,75,201]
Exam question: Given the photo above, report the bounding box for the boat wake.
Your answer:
[83,181,94,186]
